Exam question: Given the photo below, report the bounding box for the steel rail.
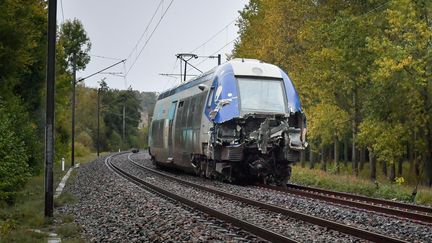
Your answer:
[127,154,407,243]
[105,154,296,243]
[285,184,432,214]
[258,184,432,224]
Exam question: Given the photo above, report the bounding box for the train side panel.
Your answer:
[149,74,214,169]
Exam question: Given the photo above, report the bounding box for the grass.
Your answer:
[75,151,110,165]
[0,174,49,242]
[292,163,432,206]
[0,151,107,242]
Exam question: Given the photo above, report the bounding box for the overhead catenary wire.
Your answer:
[125,0,164,62]
[77,59,126,83]
[189,17,238,54]
[126,0,175,76]
[90,54,123,61]
[159,15,239,88]
[162,58,180,90]
[193,37,237,68]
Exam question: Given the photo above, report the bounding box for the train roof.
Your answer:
[157,68,216,101]
[157,59,282,101]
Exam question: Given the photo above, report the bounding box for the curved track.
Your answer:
[258,184,432,224]
[105,153,295,243]
[121,153,407,243]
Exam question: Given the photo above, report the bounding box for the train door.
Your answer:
[167,101,177,161]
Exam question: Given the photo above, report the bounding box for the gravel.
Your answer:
[58,155,263,242]
[130,152,432,243]
[115,153,361,242]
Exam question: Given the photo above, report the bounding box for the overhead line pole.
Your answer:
[71,56,76,167]
[97,78,106,157]
[71,59,126,166]
[45,0,57,217]
[97,87,100,157]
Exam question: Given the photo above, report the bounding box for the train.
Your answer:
[148,58,307,185]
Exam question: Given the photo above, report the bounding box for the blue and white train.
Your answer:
[149,59,307,184]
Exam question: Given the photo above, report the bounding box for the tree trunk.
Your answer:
[415,158,420,177]
[309,143,314,169]
[389,162,396,182]
[369,149,376,181]
[408,142,414,173]
[420,0,432,187]
[321,146,326,171]
[334,136,339,174]
[425,150,432,187]
[382,160,387,176]
[352,88,358,176]
[397,158,403,177]
[300,150,305,168]
[352,130,357,176]
[426,112,432,187]
[344,138,348,167]
[359,147,366,171]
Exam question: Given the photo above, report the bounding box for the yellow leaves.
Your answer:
[376,55,412,74]
[359,120,407,165]
[307,103,349,145]
[395,177,405,186]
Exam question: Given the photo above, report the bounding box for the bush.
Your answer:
[108,130,122,151]
[76,131,93,150]
[0,104,31,204]
[74,142,90,157]
[3,98,43,175]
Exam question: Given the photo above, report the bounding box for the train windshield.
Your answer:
[237,77,286,114]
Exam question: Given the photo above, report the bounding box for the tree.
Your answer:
[59,19,91,71]
[308,103,349,172]
[59,18,91,166]
[366,0,432,185]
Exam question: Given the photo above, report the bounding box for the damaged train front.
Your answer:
[203,64,307,185]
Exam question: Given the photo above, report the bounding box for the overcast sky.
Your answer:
[60,0,248,92]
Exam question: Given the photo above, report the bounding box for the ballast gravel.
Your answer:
[58,155,262,242]
[130,152,432,243]
[115,153,361,242]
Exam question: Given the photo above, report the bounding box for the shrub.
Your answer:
[74,142,90,157]
[108,130,122,151]
[0,104,31,204]
[76,131,93,150]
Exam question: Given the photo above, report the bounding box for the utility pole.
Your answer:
[71,56,76,167]
[96,78,106,157]
[97,87,100,157]
[208,54,222,65]
[45,0,57,217]
[122,104,126,146]
[71,60,125,160]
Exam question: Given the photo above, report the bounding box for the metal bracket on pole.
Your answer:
[175,53,198,82]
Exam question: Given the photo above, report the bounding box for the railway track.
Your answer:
[106,153,295,243]
[258,183,432,224]
[119,153,407,243]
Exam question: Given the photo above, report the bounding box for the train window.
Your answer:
[207,87,215,107]
[238,78,286,113]
[178,101,184,108]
